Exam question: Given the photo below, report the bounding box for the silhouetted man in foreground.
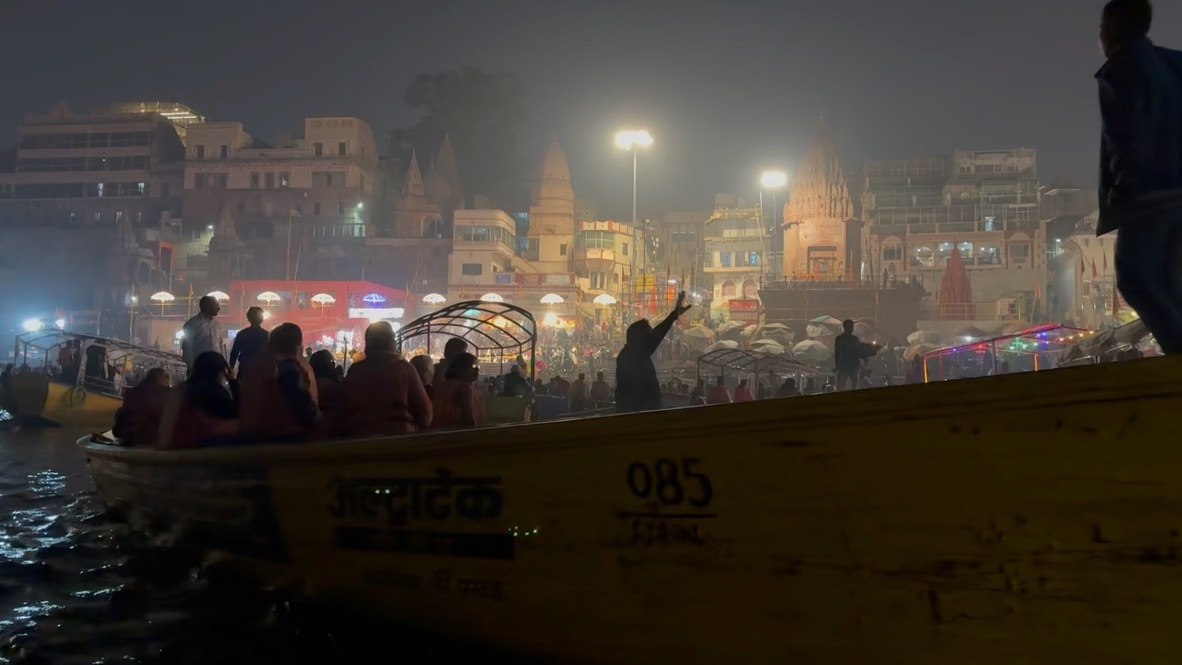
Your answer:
[1097,0,1182,353]
[615,292,691,413]
[833,319,881,391]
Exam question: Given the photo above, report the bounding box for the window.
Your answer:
[219,145,228,158]
[325,173,334,186]
[250,172,260,188]
[883,245,903,262]
[360,175,365,192]
[622,243,629,256]
[265,172,275,188]
[747,251,760,266]
[560,243,567,256]
[314,142,323,157]
[912,246,934,268]
[979,244,1001,264]
[279,172,290,188]
[338,142,347,156]
[94,212,102,223]
[338,201,346,215]
[195,145,205,159]
[461,263,483,275]
[720,252,732,267]
[1009,241,1030,259]
[721,280,736,298]
[314,202,321,216]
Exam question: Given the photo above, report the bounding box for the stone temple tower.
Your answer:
[527,132,575,272]
[781,117,860,279]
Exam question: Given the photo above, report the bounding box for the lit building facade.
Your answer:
[0,102,187,229]
[861,148,1045,318]
[703,201,764,321]
[185,116,386,282]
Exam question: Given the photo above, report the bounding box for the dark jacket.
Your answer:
[1097,38,1182,235]
[614,310,679,413]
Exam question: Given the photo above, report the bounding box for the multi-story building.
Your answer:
[654,209,709,286]
[186,116,387,282]
[703,197,765,322]
[0,102,188,229]
[860,148,1045,317]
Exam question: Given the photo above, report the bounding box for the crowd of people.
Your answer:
[113,295,500,448]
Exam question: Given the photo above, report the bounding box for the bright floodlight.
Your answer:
[542,312,560,327]
[54,318,66,329]
[761,170,788,189]
[615,130,653,150]
[22,318,42,332]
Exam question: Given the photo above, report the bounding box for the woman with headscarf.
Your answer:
[432,352,480,429]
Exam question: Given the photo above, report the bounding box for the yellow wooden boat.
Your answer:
[79,355,1182,664]
[11,331,187,427]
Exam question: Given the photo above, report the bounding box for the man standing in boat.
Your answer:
[833,319,881,391]
[1096,0,1182,353]
[181,295,226,373]
[615,291,691,413]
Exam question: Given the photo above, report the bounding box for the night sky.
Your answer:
[3,0,1174,218]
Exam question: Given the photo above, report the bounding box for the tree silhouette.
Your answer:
[389,67,526,206]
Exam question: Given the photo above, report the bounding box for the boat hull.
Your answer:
[81,356,1182,664]
[11,374,120,427]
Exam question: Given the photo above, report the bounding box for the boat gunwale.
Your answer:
[77,357,1181,468]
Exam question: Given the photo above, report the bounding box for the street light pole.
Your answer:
[615,129,653,321]
[760,170,789,283]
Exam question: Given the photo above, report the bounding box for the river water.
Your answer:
[0,426,518,664]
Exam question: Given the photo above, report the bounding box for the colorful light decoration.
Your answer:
[540,293,564,305]
[593,294,618,305]
[257,291,281,304]
[480,293,504,303]
[206,291,230,302]
[362,293,387,304]
[310,293,336,305]
[422,293,446,305]
[149,291,176,303]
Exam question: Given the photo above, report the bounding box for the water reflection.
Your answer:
[0,428,531,664]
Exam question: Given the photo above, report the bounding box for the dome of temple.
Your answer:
[532,131,573,206]
[784,117,855,222]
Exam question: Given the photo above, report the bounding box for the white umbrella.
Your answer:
[753,342,786,355]
[257,291,282,304]
[206,291,230,302]
[681,325,715,339]
[907,330,943,345]
[717,320,746,334]
[753,338,782,346]
[904,343,939,361]
[792,340,832,363]
[422,293,446,305]
[310,292,336,305]
[540,293,564,305]
[703,340,740,353]
[762,323,792,332]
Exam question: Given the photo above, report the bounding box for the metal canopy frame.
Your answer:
[918,323,1093,381]
[396,300,538,380]
[12,330,189,396]
[696,348,820,381]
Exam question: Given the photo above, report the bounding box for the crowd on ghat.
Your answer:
[112,296,495,448]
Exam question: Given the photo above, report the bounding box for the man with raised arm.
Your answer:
[615,291,692,413]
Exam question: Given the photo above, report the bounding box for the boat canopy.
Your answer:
[696,348,819,381]
[14,330,186,368]
[918,323,1093,382]
[396,300,538,379]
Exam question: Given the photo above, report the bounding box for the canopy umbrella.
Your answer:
[937,248,975,319]
[703,340,740,353]
[806,324,835,339]
[851,321,876,339]
[742,324,761,337]
[752,338,783,347]
[809,315,843,327]
[904,343,939,361]
[762,323,792,332]
[752,342,786,355]
[792,339,832,363]
[717,320,746,334]
[907,330,943,345]
[1058,318,1151,363]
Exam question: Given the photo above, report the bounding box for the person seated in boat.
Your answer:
[158,351,239,449]
[569,373,588,412]
[433,352,480,429]
[776,377,801,398]
[238,323,320,442]
[615,291,691,413]
[590,370,611,406]
[733,378,754,402]
[689,378,706,405]
[113,368,171,446]
[433,338,469,391]
[83,342,110,391]
[706,376,732,404]
[337,322,432,437]
[309,350,343,417]
[409,355,435,399]
[501,363,534,399]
